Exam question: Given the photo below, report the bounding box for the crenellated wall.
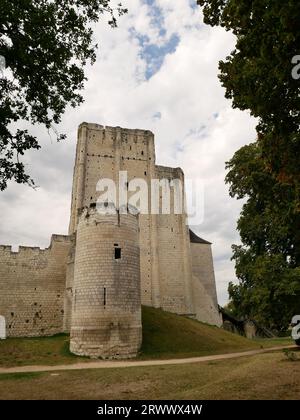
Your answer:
[68,123,197,317]
[0,122,221,344]
[0,235,71,337]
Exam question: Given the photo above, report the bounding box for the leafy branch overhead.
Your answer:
[197,0,300,331]
[0,0,127,190]
[198,0,300,194]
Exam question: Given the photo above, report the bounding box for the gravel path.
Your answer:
[0,345,296,375]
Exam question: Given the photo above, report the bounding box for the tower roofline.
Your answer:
[189,229,212,245]
[79,122,154,136]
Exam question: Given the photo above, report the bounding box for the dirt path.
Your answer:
[0,345,296,375]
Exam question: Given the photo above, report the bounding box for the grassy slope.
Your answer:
[141,306,292,359]
[0,306,293,367]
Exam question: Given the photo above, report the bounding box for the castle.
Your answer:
[0,123,221,357]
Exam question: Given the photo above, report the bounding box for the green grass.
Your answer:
[0,306,293,367]
[140,306,292,359]
[0,333,87,367]
[0,350,299,399]
[0,372,43,381]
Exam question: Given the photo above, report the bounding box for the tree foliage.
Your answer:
[198,0,300,198]
[197,0,300,330]
[225,144,300,331]
[0,0,127,190]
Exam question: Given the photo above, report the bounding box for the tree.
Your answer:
[0,0,127,190]
[197,0,300,203]
[225,143,300,331]
[197,0,300,330]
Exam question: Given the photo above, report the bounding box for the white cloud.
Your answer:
[0,0,257,306]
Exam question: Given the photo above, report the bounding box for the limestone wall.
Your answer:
[70,207,142,358]
[68,123,220,326]
[63,234,76,332]
[68,123,158,308]
[190,242,222,326]
[155,165,194,315]
[0,235,71,337]
[68,124,195,316]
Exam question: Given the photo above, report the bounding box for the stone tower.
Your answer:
[0,122,222,342]
[67,122,221,327]
[70,205,142,358]
[68,123,194,316]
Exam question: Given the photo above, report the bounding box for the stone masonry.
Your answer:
[70,207,142,358]
[0,123,221,358]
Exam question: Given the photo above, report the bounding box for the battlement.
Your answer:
[79,122,154,139]
[156,165,184,179]
[0,235,71,257]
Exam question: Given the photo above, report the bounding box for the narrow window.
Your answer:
[115,247,121,259]
[103,287,106,307]
[144,171,147,176]
[141,150,144,155]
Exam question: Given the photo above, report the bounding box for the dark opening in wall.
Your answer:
[103,287,106,307]
[115,247,121,259]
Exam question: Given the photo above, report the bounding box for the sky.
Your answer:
[0,0,257,305]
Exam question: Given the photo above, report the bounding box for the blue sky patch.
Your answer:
[130,1,180,79]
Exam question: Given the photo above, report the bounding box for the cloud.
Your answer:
[0,0,257,306]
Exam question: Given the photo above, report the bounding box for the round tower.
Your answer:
[70,205,142,359]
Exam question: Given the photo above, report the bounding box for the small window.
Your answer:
[115,247,121,259]
[141,151,144,155]
[144,171,147,176]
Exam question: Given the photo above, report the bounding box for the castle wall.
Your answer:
[63,234,76,332]
[70,207,142,358]
[155,165,194,315]
[68,123,197,317]
[0,122,221,343]
[0,235,71,337]
[68,124,159,308]
[190,242,221,326]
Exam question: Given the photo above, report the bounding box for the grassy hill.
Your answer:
[0,306,292,367]
[141,306,280,359]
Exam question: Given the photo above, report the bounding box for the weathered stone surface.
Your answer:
[70,207,142,358]
[0,123,222,348]
[0,235,71,337]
